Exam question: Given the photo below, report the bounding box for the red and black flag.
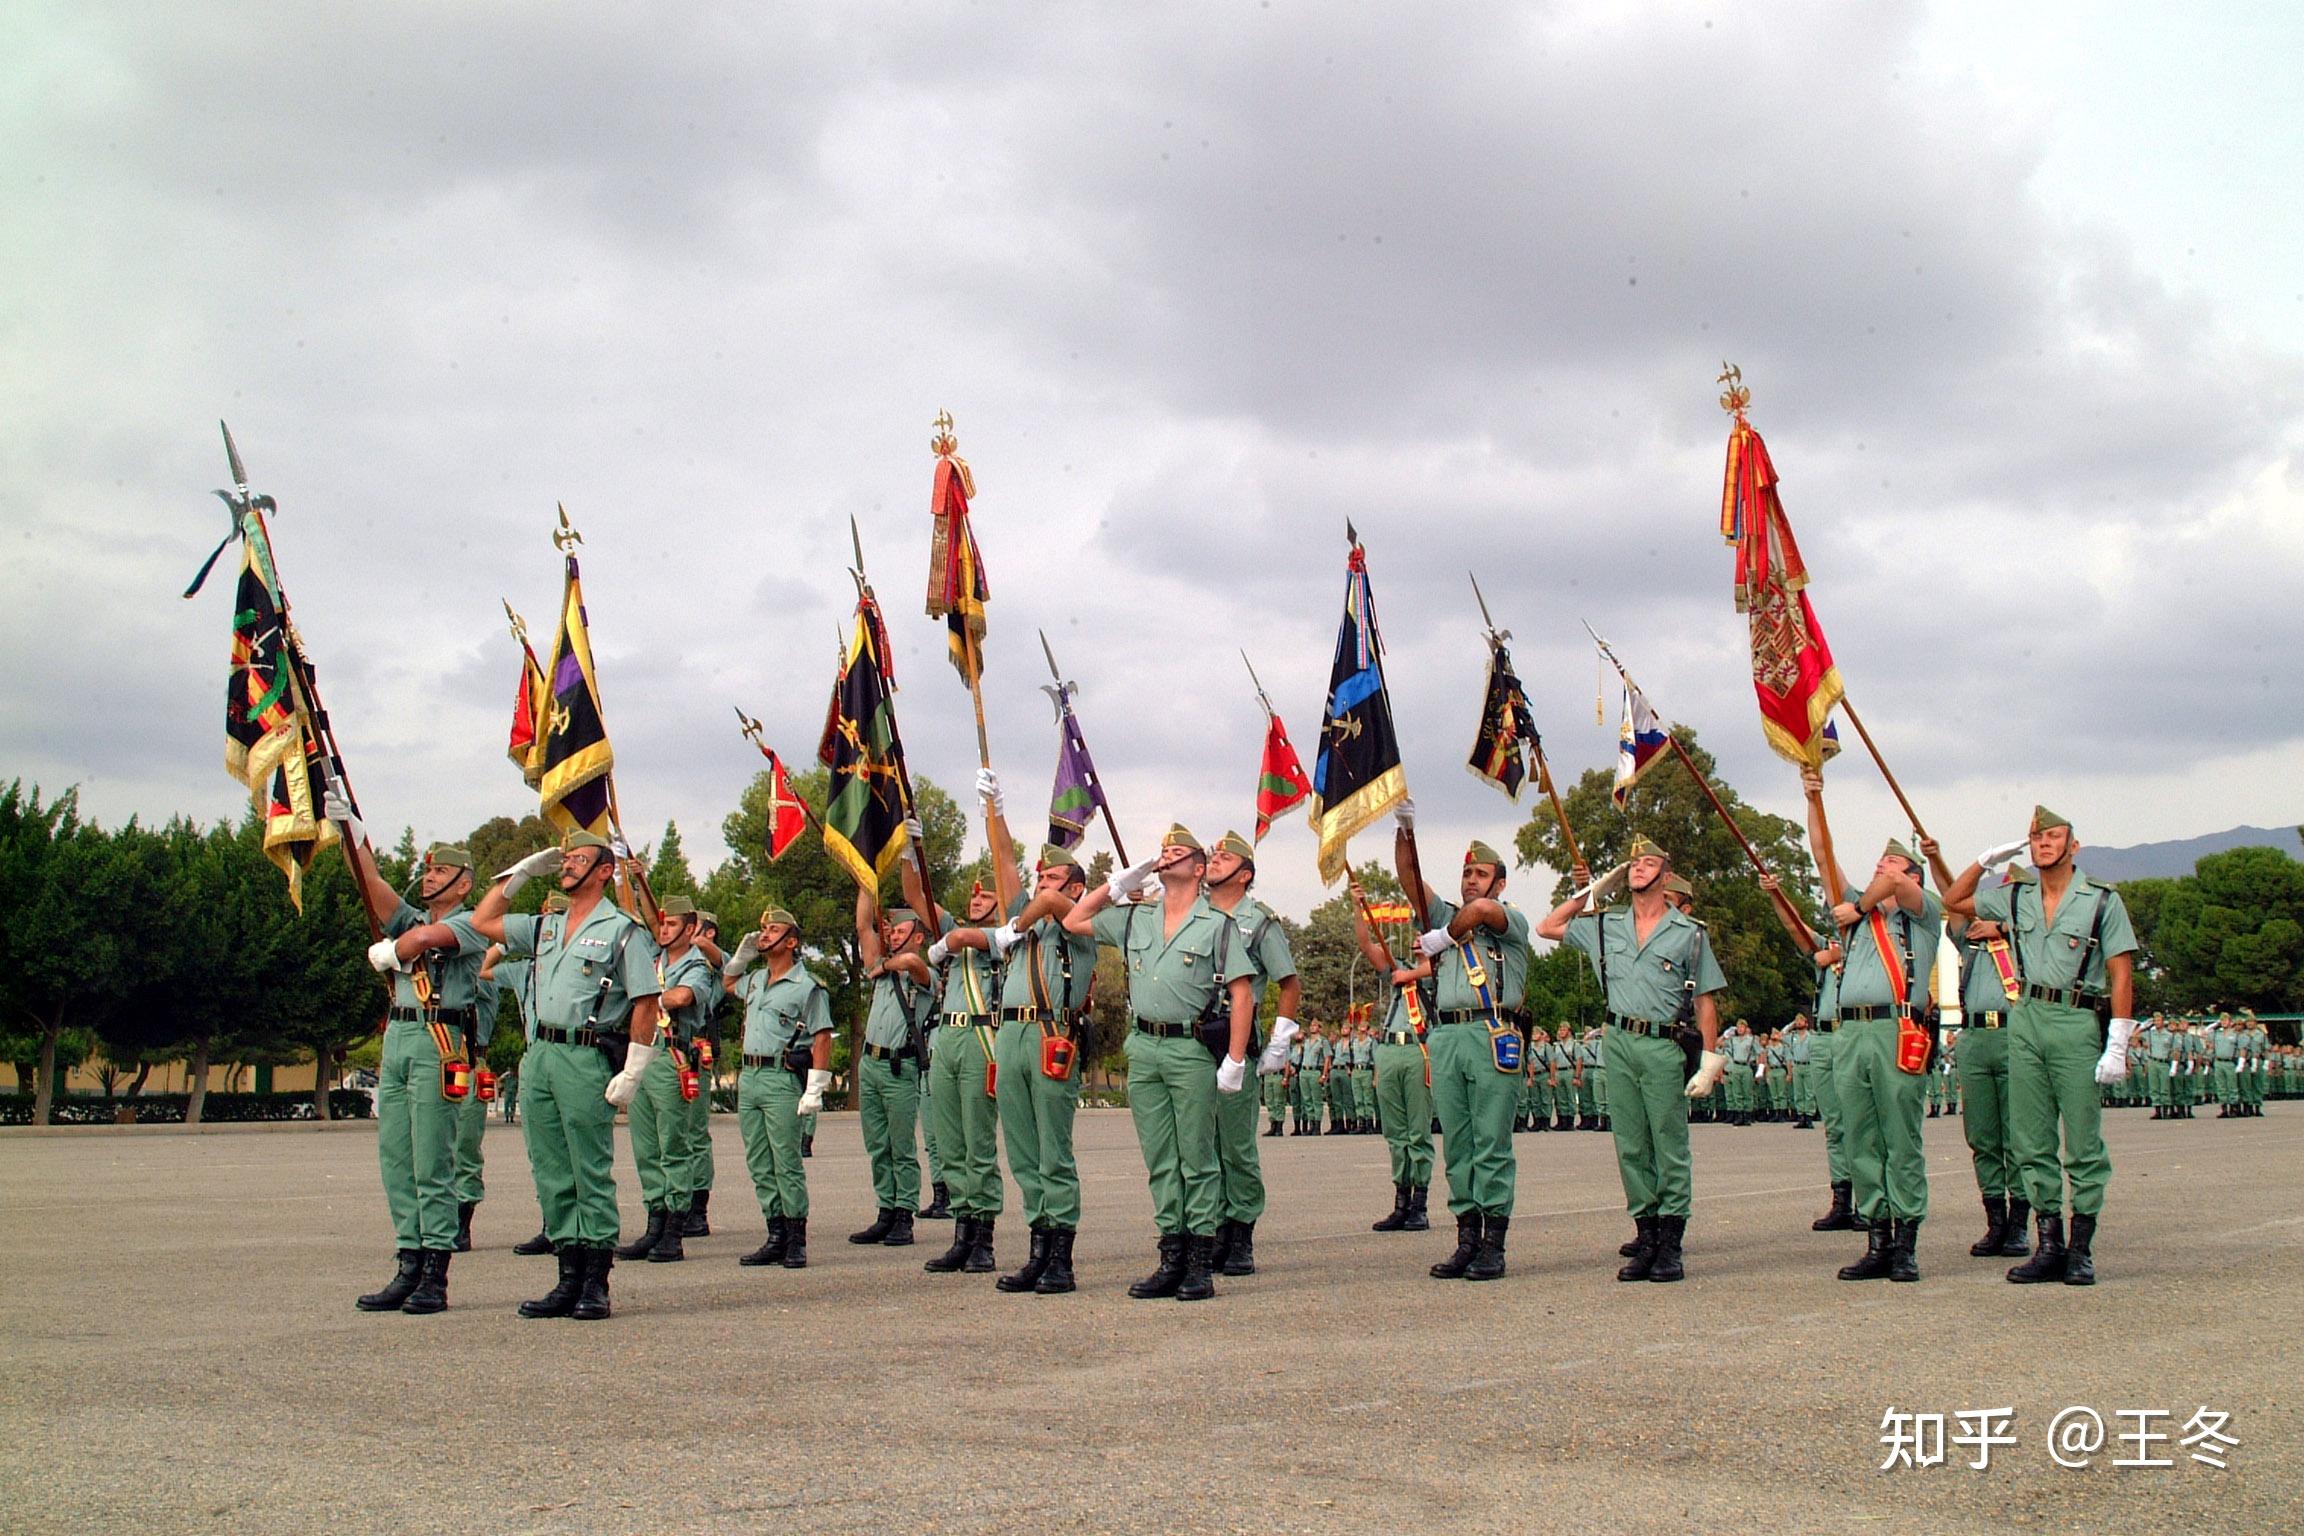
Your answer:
[1466,644,1547,801]
[504,606,549,787]
[823,588,916,887]
[1308,533,1407,885]
[924,416,988,685]
[536,552,615,839]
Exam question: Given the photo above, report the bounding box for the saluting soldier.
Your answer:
[848,890,933,1248]
[472,832,666,1321]
[680,910,725,1238]
[614,895,714,1265]
[485,891,566,1258]
[1063,826,1256,1301]
[340,828,486,1317]
[1545,1024,1576,1132]
[2211,1014,2241,1117]
[1724,1021,1757,1127]
[1944,807,2139,1286]
[1200,831,1301,1276]
[1757,875,1854,1229]
[2240,1012,2269,1116]
[720,905,835,1271]
[1946,867,2033,1260]
[1786,1015,1815,1129]
[1539,836,1727,1283]
[910,870,1008,1277]
[450,931,502,1254]
[1395,813,1534,1284]
[1522,1026,1552,1132]
[1353,889,1434,1233]
[1577,1025,1608,1132]
[1352,1021,1378,1134]
[1301,1023,1330,1133]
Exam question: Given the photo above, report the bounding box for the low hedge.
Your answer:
[0,1089,376,1126]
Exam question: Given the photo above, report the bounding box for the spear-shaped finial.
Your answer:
[1038,627,1074,721]
[1469,572,1509,647]
[931,409,958,457]
[553,502,583,552]
[1240,649,1276,718]
[503,599,528,646]
[735,706,764,746]
[1717,362,1751,418]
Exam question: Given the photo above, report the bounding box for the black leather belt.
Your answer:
[1970,1011,2005,1029]
[1607,1016,1676,1038]
[943,1012,994,1028]
[535,1024,600,1047]
[390,1005,477,1026]
[1436,1009,1493,1026]
[2022,982,2105,1010]
[862,1043,908,1062]
[999,1007,1083,1025]
[1837,1004,1912,1024]
[741,1053,783,1069]
[1131,1018,1197,1040]
[1812,1018,1838,1034]
[1382,1031,1421,1046]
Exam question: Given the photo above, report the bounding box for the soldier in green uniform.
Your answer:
[848,890,932,1248]
[1303,1023,1331,1133]
[1577,1026,1608,1131]
[1945,807,2138,1285]
[1927,1027,1955,1117]
[1395,811,1534,1283]
[1785,1014,1816,1129]
[614,896,714,1264]
[1759,873,1855,1230]
[1325,1021,1355,1133]
[1202,831,1302,1276]
[2241,1012,2269,1116]
[1353,889,1434,1232]
[1540,836,1726,1282]
[1064,826,1255,1300]
[941,845,1098,1293]
[1261,1028,1291,1135]
[679,910,725,1238]
[485,892,565,1257]
[720,905,834,1271]
[1520,1026,1550,1132]
[472,833,665,1320]
[450,933,501,1254]
[1545,1024,1576,1131]
[911,875,1008,1276]
[1723,1021,1756,1126]
[2210,1014,2240,1117]
[1946,869,2033,1260]
[341,831,486,1316]
[1353,1022,1378,1133]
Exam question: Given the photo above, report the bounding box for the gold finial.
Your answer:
[1716,362,1751,418]
[503,599,528,645]
[735,707,765,747]
[553,502,584,553]
[931,409,958,457]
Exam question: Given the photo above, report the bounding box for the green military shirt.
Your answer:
[1222,895,1298,1004]
[863,967,932,1052]
[1726,1031,1757,1066]
[1788,1030,1812,1066]
[386,899,489,1012]
[1765,1042,1787,1075]
[1089,896,1252,1026]
[1972,870,2138,996]
[1949,929,2017,1018]
[1353,1034,1376,1068]
[1563,906,1726,1023]
[1576,1033,1604,1071]
[1302,1037,1328,1071]
[1814,961,1841,1024]
[1425,896,1533,1014]
[1286,1041,1307,1070]
[1000,915,1098,1014]
[2212,1026,2238,1062]
[934,913,1003,1017]
[502,963,540,1042]
[735,964,833,1057]
[1834,884,1944,1011]
[657,947,718,1045]
[2144,1021,2174,1062]
[500,901,661,1034]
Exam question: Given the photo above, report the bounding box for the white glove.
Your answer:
[366,937,405,973]
[1584,863,1630,904]
[797,1067,831,1116]
[1394,796,1415,831]
[1215,1054,1247,1094]
[1684,1049,1727,1098]
[988,921,1025,958]
[724,931,761,979]
[901,816,927,866]
[1417,926,1454,957]
[1975,838,2028,871]
[926,938,952,966]
[604,1039,658,1108]
[497,846,563,897]
[1107,853,1160,904]
[1133,870,1166,901]
[2095,1018,2137,1086]
[974,767,1004,815]
[321,788,366,843]
[1754,1061,1768,1081]
[1259,1016,1300,1073]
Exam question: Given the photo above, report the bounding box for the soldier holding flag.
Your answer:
[1201,829,1302,1277]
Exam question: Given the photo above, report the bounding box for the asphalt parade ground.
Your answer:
[1,1108,2293,1535]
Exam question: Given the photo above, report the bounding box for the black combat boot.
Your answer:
[2061,1213,2097,1286]
[1999,1198,2032,1256]
[1531,1112,1548,1132]
[920,1181,952,1220]
[998,1226,1051,1292]
[1175,1233,1218,1301]
[649,1204,686,1262]
[1430,1213,1481,1279]
[1372,1183,1413,1232]
[1129,1233,1187,1298]
[1795,1112,1814,1129]
[1554,1112,1573,1132]
[1265,1117,1282,1137]
[2006,1213,2066,1283]
[615,1207,665,1261]
[849,1207,896,1245]
[1616,1216,1659,1280]
[454,1201,476,1253]
[1035,1228,1077,1294]
[520,1247,584,1317]
[1812,1181,1856,1231]
[881,1209,915,1246]
[1219,1220,1256,1276]
[682,1188,711,1237]
[801,1134,814,1157]
[964,1215,997,1273]
[1971,1196,2009,1256]
[1403,1185,1430,1231]
[1464,1215,1509,1281]
[1647,1215,1687,1282]
[1888,1218,1921,1282]
[356,1250,423,1312]
[739,1216,788,1267]
[1927,1102,1940,1119]
[1838,1224,1894,1281]
[571,1247,613,1319]
[513,1230,555,1256]
[400,1250,451,1314]
[923,1215,976,1273]
[780,1217,809,1269]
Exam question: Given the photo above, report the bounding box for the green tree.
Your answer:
[460,812,556,885]
[0,785,138,1123]
[1294,862,1405,1025]
[2124,846,2304,1015]
[648,820,698,900]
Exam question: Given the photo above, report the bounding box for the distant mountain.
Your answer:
[2083,825,2304,883]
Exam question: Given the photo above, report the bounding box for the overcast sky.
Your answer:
[6,1,2299,919]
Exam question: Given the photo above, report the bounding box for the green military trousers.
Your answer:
[1354,1067,1375,1122]
[523,1037,619,1246]
[1724,1062,1753,1115]
[1955,1023,2015,1199]
[2242,1056,2266,1109]
[1375,1042,1435,1189]
[1125,1029,1221,1236]
[2146,1056,2171,1109]
[683,1061,715,1194]
[453,1083,488,1207]
[1791,1062,1817,1117]
[1836,1018,1930,1223]
[857,1052,925,1214]
[1327,1068,1355,1128]
[1603,1026,1694,1219]
[1261,1068,1289,1121]
[930,1021,1003,1219]
[1213,1040,1267,1226]
[1811,1028,1850,1184]
[2008,999,2111,1217]
[994,1018,1083,1231]
[628,1049,694,1213]
[2213,1060,2238,1107]
[1428,1023,1516,1218]
[737,1064,807,1219]
[377,1018,461,1249]
[918,1068,945,1187]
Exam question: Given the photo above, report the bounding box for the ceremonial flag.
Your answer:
[1254,711,1312,842]
[536,553,615,839]
[1308,537,1406,885]
[1611,679,1669,809]
[822,590,915,887]
[764,750,808,862]
[223,527,335,908]
[924,422,988,684]
[1722,411,1845,768]
[1045,697,1110,851]
[1466,645,1546,801]
[505,629,548,787]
